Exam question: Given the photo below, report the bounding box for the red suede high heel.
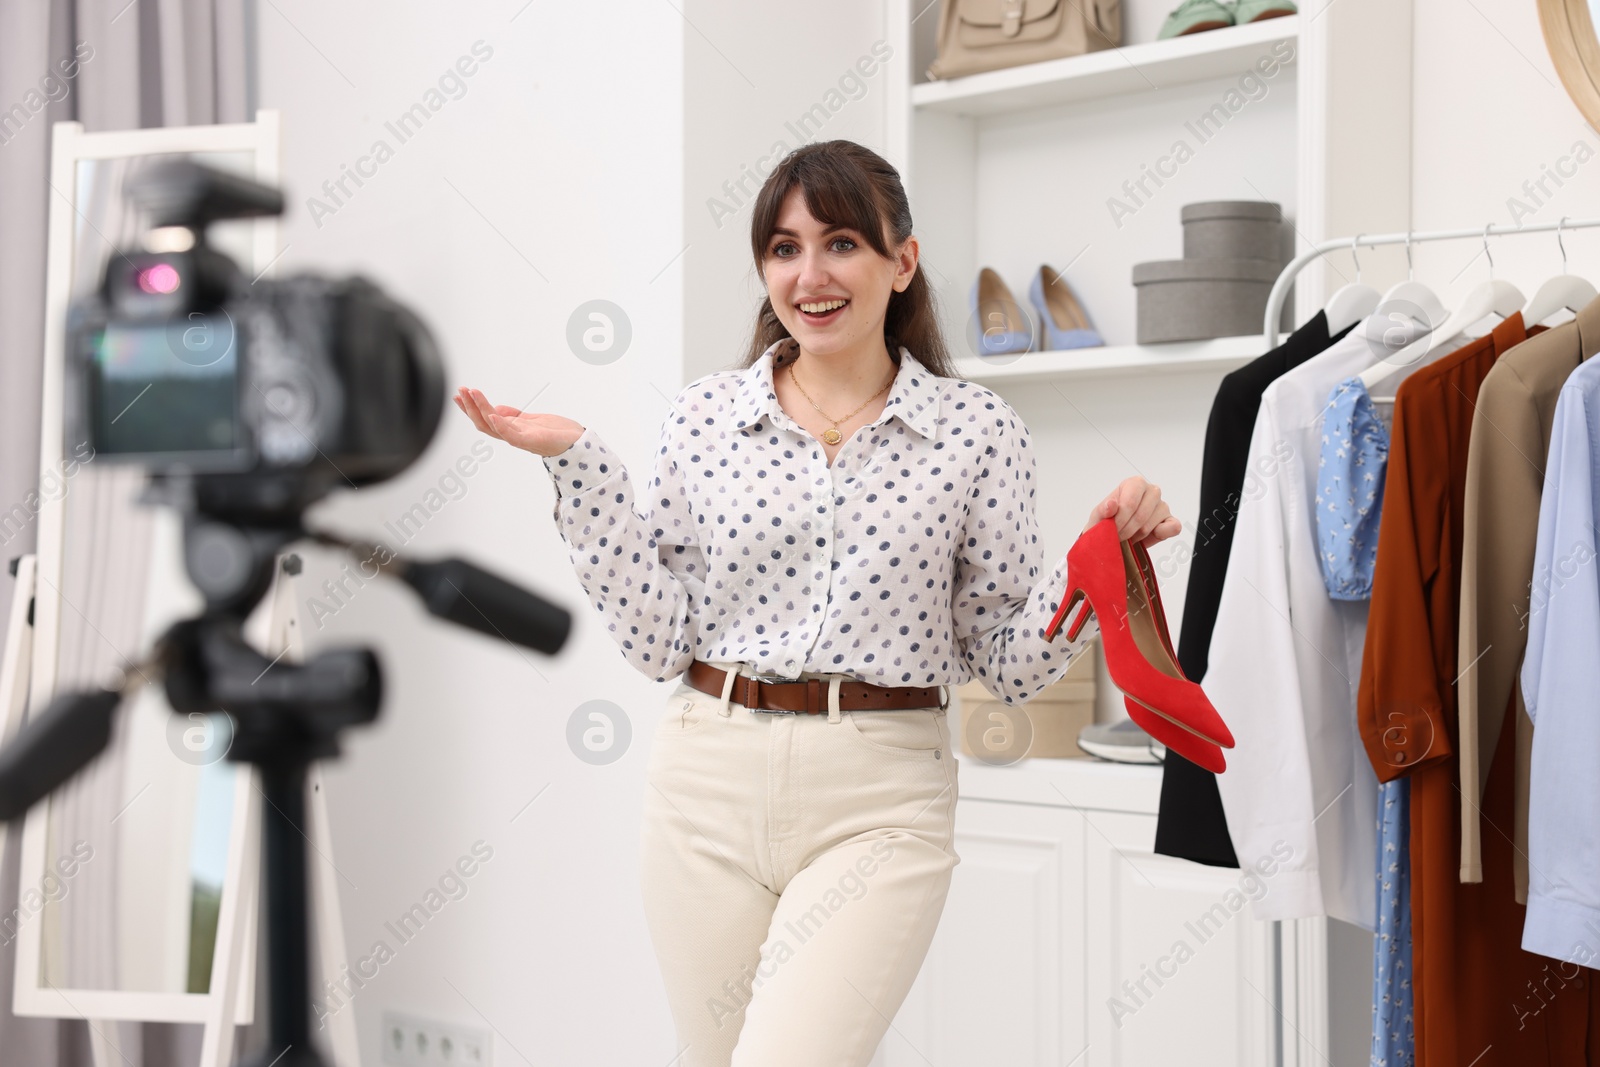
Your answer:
[1044,518,1235,756]
[1117,539,1226,773]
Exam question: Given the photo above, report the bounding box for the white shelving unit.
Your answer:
[953,333,1263,384]
[888,12,1311,379]
[911,16,1300,117]
[879,2,1417,1064]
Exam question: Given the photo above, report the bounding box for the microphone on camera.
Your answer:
[397,555,571,655]
[0,689,121,822]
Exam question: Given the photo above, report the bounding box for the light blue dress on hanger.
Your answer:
[1314,375,1413,1067]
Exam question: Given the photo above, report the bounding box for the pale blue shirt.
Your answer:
[1520,353,1600,965]
[1315,377,1388,600]
[1311,377,1413,1064]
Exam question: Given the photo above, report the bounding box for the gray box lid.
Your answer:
[1179,200,1283,224]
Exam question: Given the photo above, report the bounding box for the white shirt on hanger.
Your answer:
[1204,317,1467,929]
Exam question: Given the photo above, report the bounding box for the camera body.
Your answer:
[65,158,444,519]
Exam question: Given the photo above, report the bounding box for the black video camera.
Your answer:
[65,157,445,519]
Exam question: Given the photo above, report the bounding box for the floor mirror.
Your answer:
[14,111,280,1067]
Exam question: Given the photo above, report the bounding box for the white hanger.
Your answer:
[1422,224,1525,351]
[1358,230,1452,390]
[1324,234,1381,336]
[1373,224,1525,382]
[1521,216,1598,327]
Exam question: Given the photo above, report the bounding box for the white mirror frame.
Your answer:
[14,110,281,1033]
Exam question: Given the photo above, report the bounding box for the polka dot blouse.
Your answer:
[540,337,1099,705]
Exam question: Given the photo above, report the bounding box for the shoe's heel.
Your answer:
[1067,600,1093,642]
[1044,587,1094,643]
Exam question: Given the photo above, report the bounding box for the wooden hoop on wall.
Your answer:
[1539,0,1600,129]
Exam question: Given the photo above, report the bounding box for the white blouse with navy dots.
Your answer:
[540,337,1099,705]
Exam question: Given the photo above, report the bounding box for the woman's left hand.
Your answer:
[1084,476,1181,547]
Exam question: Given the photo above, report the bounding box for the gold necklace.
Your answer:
[787,356,896,446]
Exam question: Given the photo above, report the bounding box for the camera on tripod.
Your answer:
[1,157,569,1067]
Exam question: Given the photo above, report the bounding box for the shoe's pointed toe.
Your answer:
[1126,699,1227,773]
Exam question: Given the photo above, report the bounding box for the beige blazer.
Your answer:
[1458,296,1600,900]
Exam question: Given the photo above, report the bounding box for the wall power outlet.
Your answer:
[380,1009,493,1067]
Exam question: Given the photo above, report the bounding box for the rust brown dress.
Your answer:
[1358,313,1600,1065]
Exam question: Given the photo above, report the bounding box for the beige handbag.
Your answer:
[926,0,1123,80]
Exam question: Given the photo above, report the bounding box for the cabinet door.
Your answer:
[1082,810,1276,1067]
[873,799,1087,1067]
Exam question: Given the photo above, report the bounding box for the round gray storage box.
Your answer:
[1132,257,1291,344]
[1182,201,1285,262]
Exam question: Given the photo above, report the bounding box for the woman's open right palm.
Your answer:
[454,387,585,458]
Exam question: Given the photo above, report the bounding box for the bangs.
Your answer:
[751,152,892,268]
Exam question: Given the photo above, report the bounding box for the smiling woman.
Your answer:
[452,137,1178,1067]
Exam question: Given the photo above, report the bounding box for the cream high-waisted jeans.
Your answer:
[639,663,961,1067]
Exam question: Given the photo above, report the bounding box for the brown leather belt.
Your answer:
[684,659,947,714]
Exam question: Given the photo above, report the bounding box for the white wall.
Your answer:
[1409,0,1600,289]
[1254,0,1600,300]
[257,3,685,1063]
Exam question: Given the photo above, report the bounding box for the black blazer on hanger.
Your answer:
[1154,309,1356,867]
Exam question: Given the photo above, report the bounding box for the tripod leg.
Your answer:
[239,759,329,1067]
[267,552,361,1067]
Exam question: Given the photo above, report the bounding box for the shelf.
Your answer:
[911,16,1299,117]
[953,334,1264,384]
[951,745,1163,815]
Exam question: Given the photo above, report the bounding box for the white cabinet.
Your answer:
[878,800,1087,1066]
[1081,809,1275,1066]
[877,754,1282,1066]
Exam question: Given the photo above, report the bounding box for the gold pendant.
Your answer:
[822,427,843,445]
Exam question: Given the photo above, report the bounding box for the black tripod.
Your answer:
[0,508,568,1067]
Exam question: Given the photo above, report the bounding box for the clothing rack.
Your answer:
[1262,216,1600,347]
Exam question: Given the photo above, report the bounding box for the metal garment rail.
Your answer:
[1262,216,1600,348]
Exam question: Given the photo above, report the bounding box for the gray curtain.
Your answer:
[0,1,257,1064]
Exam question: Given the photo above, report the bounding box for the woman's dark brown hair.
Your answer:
[740,139,958,378]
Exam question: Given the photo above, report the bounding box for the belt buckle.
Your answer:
[743,671,798,714]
